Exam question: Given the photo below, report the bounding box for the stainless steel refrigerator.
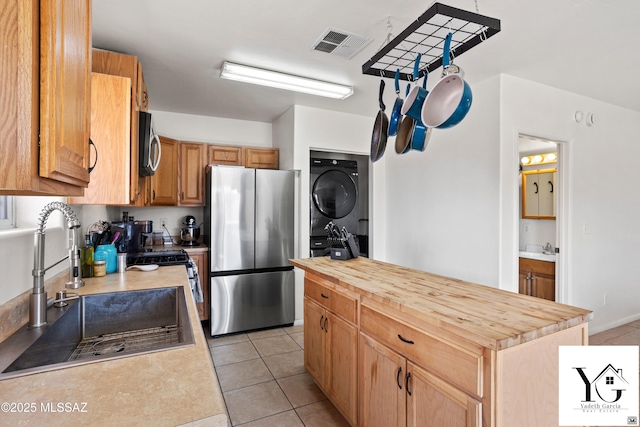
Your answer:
[205,166,295,336]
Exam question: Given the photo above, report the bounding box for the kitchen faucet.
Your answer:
[30,202,84,328]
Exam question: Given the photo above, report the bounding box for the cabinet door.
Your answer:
[359,333,406,427]
[179,142,206,206]
[518,270,531,296]
[243,147,279,169]
[149,137,178,205]
[208,145,243,166]
[407,362,481,427]
[68,73,131,205]
[39,0,91,188]
[304,298,325,383]
[522,173,539,217]
[531,274,555,301]
[325,311,358,425]
[538,171,555,217]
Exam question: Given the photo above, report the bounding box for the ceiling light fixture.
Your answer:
[219,62,353,100]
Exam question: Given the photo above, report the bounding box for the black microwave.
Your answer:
[138,111,161,176]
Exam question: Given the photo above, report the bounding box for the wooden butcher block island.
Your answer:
[290,257,593,427]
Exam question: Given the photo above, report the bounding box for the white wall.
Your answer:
[499,74,640,333]
[0,197,70,304]
[383,76,502,287]
[149,110,272,146]
[277,105,384,322]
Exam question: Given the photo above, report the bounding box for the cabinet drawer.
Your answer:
[519,258,555,277]
[304,279,357,324]
[360,303,483,398]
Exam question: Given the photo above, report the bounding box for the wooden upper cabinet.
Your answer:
[207,145,243,166]
[39,0,92,188]
[243,147,279,169]
[0,0,88,196]
[138,63,149,112]
[69,73,131,205]
[149,136,178,206]
[179,142,206,206]
[92,48,145,205]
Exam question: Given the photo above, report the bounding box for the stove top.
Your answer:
[126,249,190,267]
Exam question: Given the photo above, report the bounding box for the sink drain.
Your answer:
[91,338,126,355]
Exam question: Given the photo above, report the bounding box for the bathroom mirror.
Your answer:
[522,168,556,219]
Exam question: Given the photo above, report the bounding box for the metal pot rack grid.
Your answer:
[362,3,501,81]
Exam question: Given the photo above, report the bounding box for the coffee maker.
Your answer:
[112,219,153,253]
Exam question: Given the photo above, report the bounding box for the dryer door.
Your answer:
[311,170,358,219]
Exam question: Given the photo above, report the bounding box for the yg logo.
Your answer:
[574,364,628,403]
[559,346,638,426]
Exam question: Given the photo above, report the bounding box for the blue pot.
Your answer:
[421,33,472,129]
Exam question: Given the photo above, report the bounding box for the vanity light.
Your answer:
[219,61,354,99]
[521,152,558,166]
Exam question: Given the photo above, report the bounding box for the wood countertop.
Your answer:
[291,257,593,351]
[0,266,227,427]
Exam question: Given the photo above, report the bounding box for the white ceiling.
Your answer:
[92,0,640,124]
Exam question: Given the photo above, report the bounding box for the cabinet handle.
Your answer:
[88,139,98,173]
[549,181,554,193]
[406,372,412,396]
[397,334,414,345]
[396,367,403,390]
[324,317,328,333]
[181,192,184,201]
[320,315,324,330]
[320,293,329,299]
[533,182,538,194]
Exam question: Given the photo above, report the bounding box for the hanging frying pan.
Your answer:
[401,54,427,121]
[421,32,473,129]
[395,84,413,154]
[410,74,432,152]
[370,79,388,162]
[388,70,403,137]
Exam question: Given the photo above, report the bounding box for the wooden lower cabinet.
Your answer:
[359,332,480,427]
[519,257,556,301]
[185,250,209,321]
[304,295,358,425]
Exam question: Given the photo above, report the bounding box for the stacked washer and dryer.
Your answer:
[309,158,360,257]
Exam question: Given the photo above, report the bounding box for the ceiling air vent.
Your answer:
[312,28,372,60]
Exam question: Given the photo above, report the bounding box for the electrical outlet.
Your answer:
[523,223,529,233]
[603,294,608,306]
[160,218,167,227]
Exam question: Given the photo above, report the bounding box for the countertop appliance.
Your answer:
[205,166,295,336]
[180,215,200,246]
[112,220,153,253]
[310,158,359,257]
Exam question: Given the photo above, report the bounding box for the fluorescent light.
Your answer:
[220,62,353,100]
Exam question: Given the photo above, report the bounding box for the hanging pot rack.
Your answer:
[362,3,501,81]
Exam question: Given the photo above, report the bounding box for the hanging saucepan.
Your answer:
[388,69,403,137]
[410,74,432,152]
[395,84,413,154]
[370,79,388,162]
[421,32,472,129]
[401,54,428,122]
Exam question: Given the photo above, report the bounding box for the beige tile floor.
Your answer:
[206,321,640,426]
[207,325,349,427]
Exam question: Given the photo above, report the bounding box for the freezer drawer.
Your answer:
[210,270,294,336]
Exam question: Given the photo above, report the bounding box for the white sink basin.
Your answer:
[519,251,556,262]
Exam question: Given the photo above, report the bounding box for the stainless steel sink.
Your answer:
[0,287,194,380]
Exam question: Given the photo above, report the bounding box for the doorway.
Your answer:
[517,134,563,301]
